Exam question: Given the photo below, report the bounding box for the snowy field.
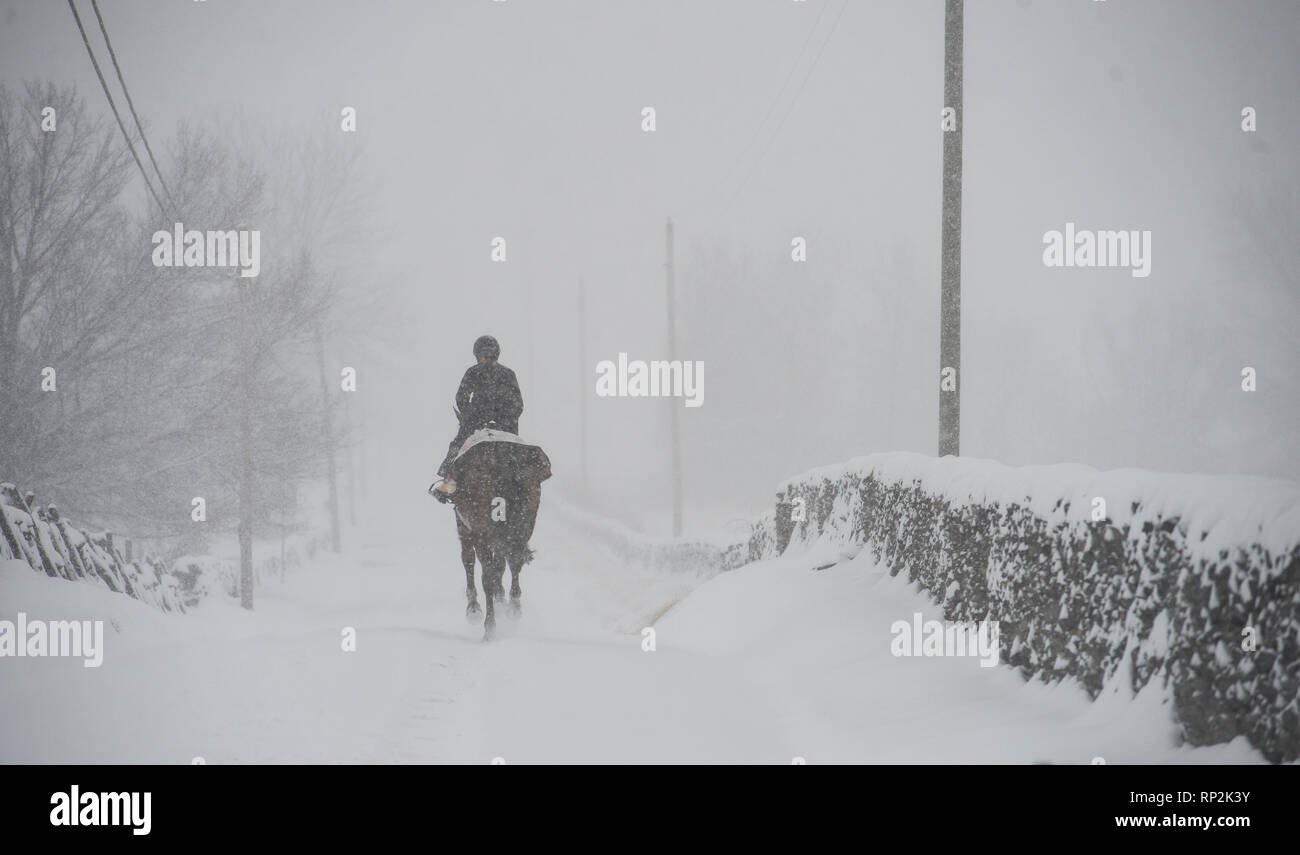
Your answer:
[0,498,1266,764]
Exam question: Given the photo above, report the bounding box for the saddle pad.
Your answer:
[454,428,531,460]
[452,429,552,483]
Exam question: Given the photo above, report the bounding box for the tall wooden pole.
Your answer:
[344,394,357,528]
[666,219,682,537]
[314,322,342,553]
[939,0,964,457]
[578,278,589,499]
[237,266,254,610]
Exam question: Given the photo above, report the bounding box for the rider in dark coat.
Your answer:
[434,335,523,492]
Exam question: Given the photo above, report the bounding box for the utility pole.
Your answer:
[350,394,364,522]
[344,394,357,528]
[577,278,589,500]
[665,218,682,537]
[236,259,255,610]
[314,321,342,553]
[522,273,535,408]
[938,0,964,457]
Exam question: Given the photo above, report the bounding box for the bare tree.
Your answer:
[2,83,378,602]
[0,82,132,486]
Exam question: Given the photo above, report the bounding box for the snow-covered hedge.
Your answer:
[0,483,324,612]
[771,453,1300,763]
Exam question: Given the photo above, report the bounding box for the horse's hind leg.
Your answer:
[506,542,532,619]
[506,482,538,619]
[482,571,496,640]
[506,557,523,618]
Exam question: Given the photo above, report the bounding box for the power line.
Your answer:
[677,0,832,222]
[66,0,171,219]
[710,0,850,227]
[89,0,177,213]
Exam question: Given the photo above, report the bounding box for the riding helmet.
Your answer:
[473,335,500,360]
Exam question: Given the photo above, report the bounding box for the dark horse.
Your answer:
[445,432,550,640]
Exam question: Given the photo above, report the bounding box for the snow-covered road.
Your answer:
[0,498,1265,764]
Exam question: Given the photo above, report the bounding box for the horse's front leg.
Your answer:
[506,484,537,620]
[482,548,500,641]
[460,527,481,623]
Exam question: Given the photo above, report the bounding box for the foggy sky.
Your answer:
[3,0,1297,535]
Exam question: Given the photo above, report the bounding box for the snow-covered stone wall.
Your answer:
[0,483,185,611]
[771,453,1300,763]
[0,483,323,612]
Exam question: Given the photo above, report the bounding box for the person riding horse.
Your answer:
[429,336,551,639]
[432,334,523,497]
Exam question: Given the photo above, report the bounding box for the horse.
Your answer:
[443,430,550,640]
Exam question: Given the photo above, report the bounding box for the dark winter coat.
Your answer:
[455,360,523,435]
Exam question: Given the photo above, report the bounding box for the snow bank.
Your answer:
[545,492,771,576]
[769,452,1300,763]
